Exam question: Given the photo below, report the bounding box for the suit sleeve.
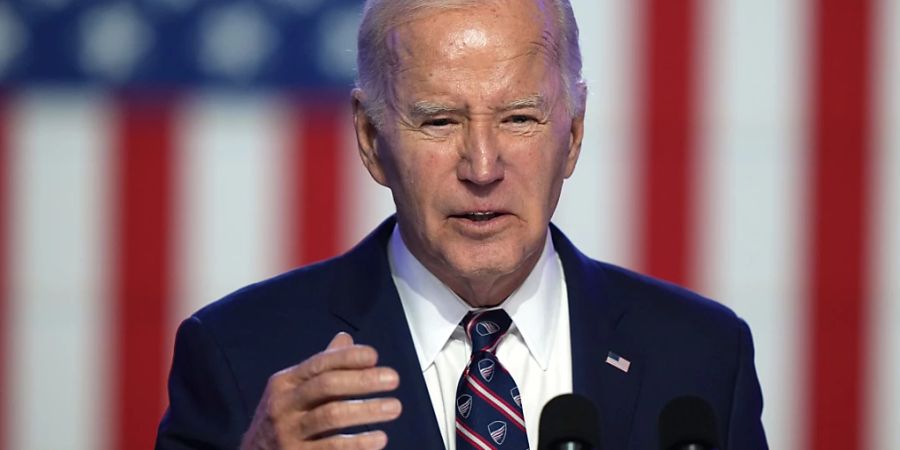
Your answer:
[726,319,769,450]
[155,316,251,450]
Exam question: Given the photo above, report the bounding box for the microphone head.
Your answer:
[658,396,720,450]
[538,394,601,450]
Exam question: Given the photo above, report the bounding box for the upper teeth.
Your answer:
[466,212,497,221]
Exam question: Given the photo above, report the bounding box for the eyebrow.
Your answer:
[498,95,547,112]
[409,101,459,118]
[407,94,548,118]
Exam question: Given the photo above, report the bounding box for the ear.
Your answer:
[563,82,587,178]
[352,89,389,186]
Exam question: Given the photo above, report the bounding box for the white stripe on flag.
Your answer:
[172,93,291,326]
[6,90,111,450]
[555,0,638,266]
[870,1,900,448]
[696,1,809,449]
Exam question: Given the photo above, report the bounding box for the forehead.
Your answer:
[386,0,561,103]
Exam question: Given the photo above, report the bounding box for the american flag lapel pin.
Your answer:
[605,351,631,373]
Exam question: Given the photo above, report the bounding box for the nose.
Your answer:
[457,122,504,186]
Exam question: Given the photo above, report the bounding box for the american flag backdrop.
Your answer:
[0,0,897,449]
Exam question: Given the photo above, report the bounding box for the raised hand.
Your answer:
[240,333,402,450]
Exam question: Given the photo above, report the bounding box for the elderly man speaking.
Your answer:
[156,0,768,449]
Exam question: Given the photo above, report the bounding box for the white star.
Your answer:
[197,3,277,81]
[316,6,361,81]
[78,3,153,81]
[0,4,28,77]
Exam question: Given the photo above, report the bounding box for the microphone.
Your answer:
[538,394,601,450]
[658,396,720,450]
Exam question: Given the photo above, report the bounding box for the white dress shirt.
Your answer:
[387,225,573,450]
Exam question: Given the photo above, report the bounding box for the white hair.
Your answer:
[356,0,586,127]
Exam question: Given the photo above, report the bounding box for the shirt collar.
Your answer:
[388,224,563,371]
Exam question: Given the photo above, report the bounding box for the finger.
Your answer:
[289,344,379,383]
[327,332,354,351]
[293,367,400,410]
[307,430,388,450]
[299,398,402,440]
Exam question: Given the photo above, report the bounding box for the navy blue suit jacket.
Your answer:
[156,217,768,449]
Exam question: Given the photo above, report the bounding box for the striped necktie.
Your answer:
[455,309,529,450]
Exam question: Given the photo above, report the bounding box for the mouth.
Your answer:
[448,210,513,236]
[448,210,513,230]
[454,211,504,222]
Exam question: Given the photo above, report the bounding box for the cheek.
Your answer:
[387,142,458,211]
[404,151,442,186]
[507,138,570,214]
[510,137,569,180]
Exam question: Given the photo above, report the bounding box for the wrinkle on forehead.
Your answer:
[534,29,561,65]
[385,0,558,63]
[389,32,556,78]
[381,0,565,116]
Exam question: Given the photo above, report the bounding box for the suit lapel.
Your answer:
[328,218,445,449]
[553,226,643,450]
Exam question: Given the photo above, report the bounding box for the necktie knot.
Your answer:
[462,309,513,353]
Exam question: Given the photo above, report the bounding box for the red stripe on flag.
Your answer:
[807,1,874,449]
[637,0,700,287]
[0,93,9,450]
[289,98,345,265]
[111,97,174,450]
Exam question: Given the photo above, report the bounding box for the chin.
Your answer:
[443,242,525,279]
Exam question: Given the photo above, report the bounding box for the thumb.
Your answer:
[326,331,354,350]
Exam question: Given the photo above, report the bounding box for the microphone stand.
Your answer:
[554,443,590,450]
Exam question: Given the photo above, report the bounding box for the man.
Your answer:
[156,0,768,449]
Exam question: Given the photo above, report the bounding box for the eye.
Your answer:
[506,114,537,125]
[423,118,455,127]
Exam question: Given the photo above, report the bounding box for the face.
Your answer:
[353,0,585,305]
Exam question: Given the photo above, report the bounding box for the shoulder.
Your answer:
[551,225,747,347]
[594,260,752,365]
[186,255,352,348]
[188,217,397,341]
[195,257,342,319]
[598,261,740,329]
